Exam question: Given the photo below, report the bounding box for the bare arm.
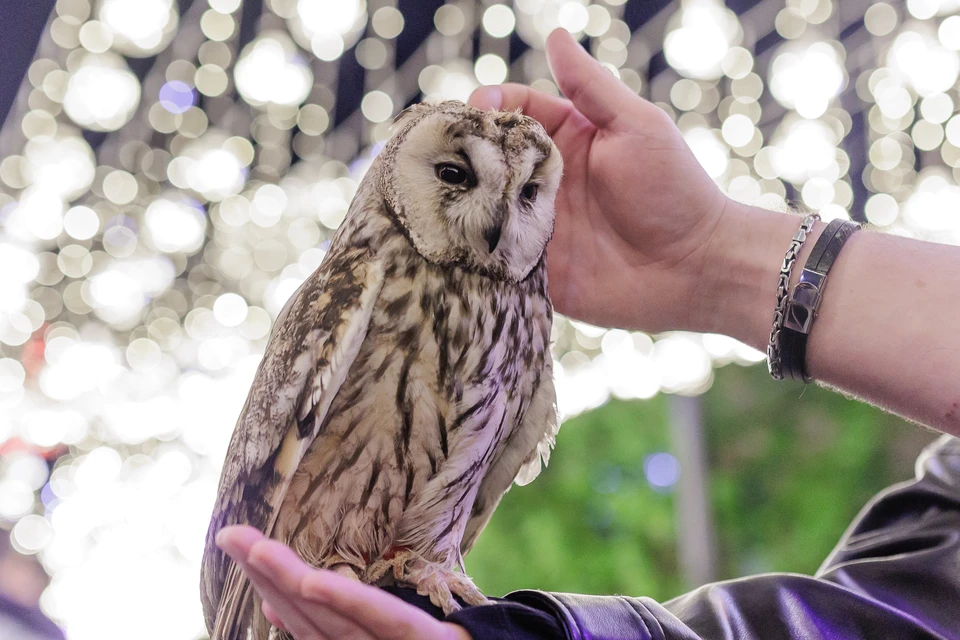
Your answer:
[712,203,960,434]
[468,28,960,436]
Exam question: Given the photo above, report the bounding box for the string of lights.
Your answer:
[0,1,958,638]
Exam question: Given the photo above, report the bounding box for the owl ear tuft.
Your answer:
[391,100,469,133]
[391,103,433,132]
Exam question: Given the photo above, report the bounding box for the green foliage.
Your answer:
[467,393,683,601]
[704,363,932,580]
[466,363,934,602]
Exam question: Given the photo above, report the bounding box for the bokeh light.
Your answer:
[286,0,367,60]
[483,4,516,38]
[22,134,95,200]
[770,41,845,118]
[475,54,509,86]
[145,197,208,254]
[887,27,960,96]
[99,0,179,56]
[235,32,313,108]
[63,54,141,131]
[664,0,741,80]
[159,80,196,115]
[514,0,591,49]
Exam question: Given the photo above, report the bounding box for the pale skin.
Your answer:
[217,27,960,640]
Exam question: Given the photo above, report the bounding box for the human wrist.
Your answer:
[697,200,827,350]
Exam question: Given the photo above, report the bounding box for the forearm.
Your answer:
[707,201,960,435]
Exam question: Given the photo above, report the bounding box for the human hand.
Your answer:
[216,526,471,640]
[469,29,732,334]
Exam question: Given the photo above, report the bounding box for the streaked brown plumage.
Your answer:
[200,101,563,640]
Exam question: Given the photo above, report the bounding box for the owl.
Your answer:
[200,100,564,640]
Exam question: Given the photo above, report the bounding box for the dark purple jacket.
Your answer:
[390,434,960,639]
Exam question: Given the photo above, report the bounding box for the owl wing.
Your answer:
[460,364,559,556]
[200,243,385,639]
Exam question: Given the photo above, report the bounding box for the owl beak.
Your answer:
[484,224,503,253]
[485,201,507,253]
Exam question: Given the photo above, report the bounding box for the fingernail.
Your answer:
[216,529,234,552]
[470,86,502,110]
[549,27,573,46]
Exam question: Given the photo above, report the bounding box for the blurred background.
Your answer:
[0,0,955,637]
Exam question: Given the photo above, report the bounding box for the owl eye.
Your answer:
[521,183,539,201]
[436,164,469,185]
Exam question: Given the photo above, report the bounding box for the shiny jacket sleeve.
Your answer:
[448,435,960,640]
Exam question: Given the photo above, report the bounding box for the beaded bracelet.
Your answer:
[766,213,820,380]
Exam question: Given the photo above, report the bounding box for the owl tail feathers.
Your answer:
[210,562,258,640]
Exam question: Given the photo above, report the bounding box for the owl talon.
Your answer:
[367,551,488,615]
[404,558,490,615]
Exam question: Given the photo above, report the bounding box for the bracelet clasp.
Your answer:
[783,269,826,334]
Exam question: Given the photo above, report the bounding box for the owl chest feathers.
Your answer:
[276,237,552,570]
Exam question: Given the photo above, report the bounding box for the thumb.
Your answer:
[468,85,502,111]
[545,28,633,130]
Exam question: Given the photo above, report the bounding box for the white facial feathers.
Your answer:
[379,102,562,282]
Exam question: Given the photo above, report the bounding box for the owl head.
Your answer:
[377,100,563,283]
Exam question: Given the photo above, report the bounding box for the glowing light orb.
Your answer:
[903,171,960,233]
[769,118,840,184]
[6,190,64,241]
[289,0,366,59]
[235,32,313,108]
[192,149,245,199]
[63,53,141,132]
[168,133,249,201]
[644,452,681,491]
[483,4,516,38]
[514,0,590,50]
[360,90,394,123]
[887,28,960,96]
[100,0,179,57]
[23,134,95,200]
[865,193,900,226]
[721,114,755,147]
[474,54,508,85]
[664,1,741,80]
[770,41,845,118]
[213,293,248,327]
[145,197,208,255]
[418,60,479,102]
[297,0,365,37]
[159,80,196,114]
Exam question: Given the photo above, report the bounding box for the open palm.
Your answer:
[470,29,730,333]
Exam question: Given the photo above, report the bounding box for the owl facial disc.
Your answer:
[378,101,563,282]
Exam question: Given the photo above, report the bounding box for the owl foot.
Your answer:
[369,549,488,615]
[410,561,489,615]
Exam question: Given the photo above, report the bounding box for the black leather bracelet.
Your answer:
[780,218,860,383]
